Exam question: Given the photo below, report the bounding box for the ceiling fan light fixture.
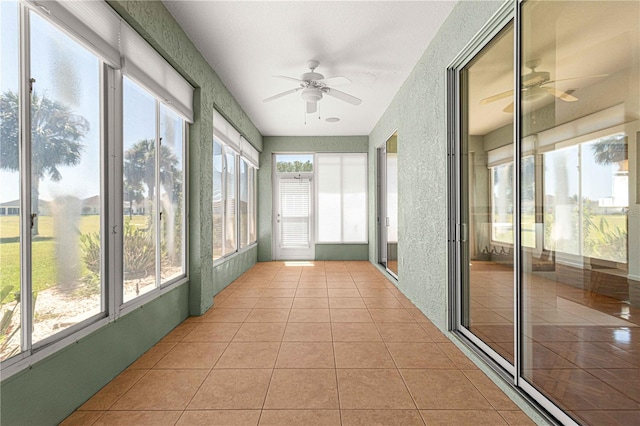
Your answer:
[522,86,546,102]
[301,87,323,103]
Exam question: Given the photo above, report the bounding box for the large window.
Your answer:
[212,112,259,262]
[1,0,191,373]
[316,153,368,243]
[122,78,186,303]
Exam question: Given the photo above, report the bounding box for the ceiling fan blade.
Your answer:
[306,102,317,114]
[543,73,608,86]
[480,89,514,105]
[503,102,514,113]
[273,75,304,84]
[544,87,578,102]
[323,87,362,105]
[263,87,302,102]
[320,76,352,86]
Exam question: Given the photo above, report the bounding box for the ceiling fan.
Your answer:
[263,60,362,114]
[480,59,607,113]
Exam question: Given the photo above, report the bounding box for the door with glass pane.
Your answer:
[274,175,314,260]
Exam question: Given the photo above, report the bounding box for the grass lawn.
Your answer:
[0,215,146,297]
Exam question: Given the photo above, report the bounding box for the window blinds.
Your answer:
[213,109,260,168]
[316,153,368,243]
[28,0,194,122]
[279,179,311,248]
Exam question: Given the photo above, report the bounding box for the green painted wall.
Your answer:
[212,245,258,295]
[108,0,262,315]
[1,1,263,424]
[0,283,189,426]
[315,244,368,261]
[258,136,369,261]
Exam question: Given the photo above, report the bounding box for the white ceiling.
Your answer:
[162,1,457,136]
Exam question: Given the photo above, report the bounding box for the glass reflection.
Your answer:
[521,1,639,424]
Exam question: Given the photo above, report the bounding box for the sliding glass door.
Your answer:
[450,1,639,424]
[458,21,515,368]
[519,2,639,424]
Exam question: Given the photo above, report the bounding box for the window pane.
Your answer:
[491,163,514,244]
[123,77,157,303]
[317,155,341,242]
[225,150,236,254]
[0,0,21,361]
[159,104,184,282]
[521,2,639,424]
[249,167,257,243]
[581,134,627,263]
[239,159,248,249]
[213,139,223,259]
[275,154,313,173]
[543,146,579,255]
[30,11,102,343]
[342,154,367,242]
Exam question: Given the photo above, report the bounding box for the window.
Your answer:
[316,153,368,243]
[0,3,104,361]
[488,150,535,247]
[543,134,628,263]
[276,154,313,173]
[213,139,224,259]
[122,78,187,304]
[239,158,249,248]
[212,112,259,261]
[1,0,191,373]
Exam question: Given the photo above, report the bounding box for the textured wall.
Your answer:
[108,0,262,314]
[368,0,504,331]
[315,244,368,261]
[258,136,369,261]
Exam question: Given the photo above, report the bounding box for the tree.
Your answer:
[591,135,627,165]
[276,160,313,173]
[0,90,88,235]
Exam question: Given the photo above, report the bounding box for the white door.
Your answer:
[274,175,314,260]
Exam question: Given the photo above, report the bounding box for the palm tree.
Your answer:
[0,90,88,235]
[591,135,627,165]
[123,138,180,225]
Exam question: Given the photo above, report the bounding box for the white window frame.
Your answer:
[212,119,258,265]
[1,0,190,379]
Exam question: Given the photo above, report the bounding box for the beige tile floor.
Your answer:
[62,261,534,425]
